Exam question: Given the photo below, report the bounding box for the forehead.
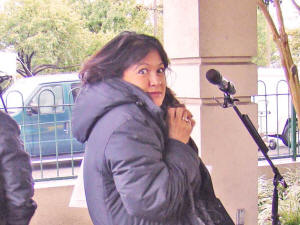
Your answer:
[137,50,163,65]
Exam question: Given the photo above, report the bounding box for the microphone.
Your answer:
[206,69,236,95]
[0,75,12,83]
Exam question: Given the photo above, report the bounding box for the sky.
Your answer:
[269,0,300,30]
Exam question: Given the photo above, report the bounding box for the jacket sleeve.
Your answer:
[105,119,200,220]
[0,125,37,225]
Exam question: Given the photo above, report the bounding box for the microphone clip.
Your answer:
[213,93,239,108]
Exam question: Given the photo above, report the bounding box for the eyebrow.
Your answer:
[134,62,164,69]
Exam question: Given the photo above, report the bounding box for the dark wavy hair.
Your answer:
[79,31,169,84]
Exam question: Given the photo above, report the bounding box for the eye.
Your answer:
[138,68,148,75]
[157,67,165,74]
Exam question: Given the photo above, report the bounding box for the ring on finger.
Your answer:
[182,117,191,124]
[187,119,192,125]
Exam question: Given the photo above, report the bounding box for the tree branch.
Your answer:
[17,51,24,63]
[16,53,33,77]
[26,51,35,71]
[291,0,300,13]
[16,69,28,78]
[32,64,59,75]
[257,0,280,40]
[258,0,300,129]
[32,64,80,75]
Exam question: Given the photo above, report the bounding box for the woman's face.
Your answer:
[122,50,166,107]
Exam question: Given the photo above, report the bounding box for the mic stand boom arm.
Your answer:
[221,93,288,225]
[0,89,8,113]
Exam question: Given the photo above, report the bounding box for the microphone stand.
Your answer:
[218,92,288,225]
[0,89,8,113]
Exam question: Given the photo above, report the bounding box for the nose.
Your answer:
[149,72,162,86]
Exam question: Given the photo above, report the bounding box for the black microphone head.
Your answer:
[206,69,222,85]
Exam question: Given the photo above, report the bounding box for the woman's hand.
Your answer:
[167,107,195,144]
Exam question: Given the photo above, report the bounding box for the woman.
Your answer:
[72,31,234,225]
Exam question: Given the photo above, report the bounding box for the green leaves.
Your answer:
[258,169,300,225]
[288,29,300,65]
[0,0,155,76]
[253,8,279,67]
[80,0,152,34]
[0,0,87,75]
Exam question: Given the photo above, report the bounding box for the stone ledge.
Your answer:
[258,157,300,179]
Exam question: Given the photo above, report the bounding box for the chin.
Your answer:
[154,100,163,107]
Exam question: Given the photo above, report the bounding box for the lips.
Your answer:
[147,91,165,106]
[147,92,162,97]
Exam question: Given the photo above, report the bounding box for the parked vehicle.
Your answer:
[0,73,84,157]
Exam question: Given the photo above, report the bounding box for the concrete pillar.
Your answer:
[164,0,258,224]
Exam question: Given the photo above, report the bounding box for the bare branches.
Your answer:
[32,64,80,75]
[16,50,80,77]
[17,51,34,77]
[16,69,28,78]
[291,0,300,13]
[257,0,280,40]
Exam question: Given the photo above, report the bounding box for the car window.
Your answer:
[30,85,64,114]
[3,91,25,113]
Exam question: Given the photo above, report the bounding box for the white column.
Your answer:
[164,0,258,224]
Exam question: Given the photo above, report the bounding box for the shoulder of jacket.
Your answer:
[0,111,19,134]
[109,101,148,121]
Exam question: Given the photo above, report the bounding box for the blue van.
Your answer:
[1,73,84,157]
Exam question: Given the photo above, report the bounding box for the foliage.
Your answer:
[288,29,300,66]
[253,9,270,66]
[76,0,154,56]
[258,169,300,225]
[0,0,154,76]
[0,0,92,76]
[258,0,300,128]
[255,1,300,67]
[253,8,280,66]
[79,0,152,34]
[149,0,164,43]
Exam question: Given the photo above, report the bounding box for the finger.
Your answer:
[167,107,176,121]
[182,110,190,122]
[190,118,196,127]
[185,118,193,127]
[175,107,185,121]
[185,110,193,120]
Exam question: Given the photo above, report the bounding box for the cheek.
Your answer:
[162,79,167,94]
[122,71,148,91]
[157,86,167,106]
[136,79,150,92]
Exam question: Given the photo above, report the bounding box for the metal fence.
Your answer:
[253,79,299,161]
[2,87,84,182]
[1,79,299,181]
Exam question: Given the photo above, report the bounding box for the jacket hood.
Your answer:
[72,78,164,143]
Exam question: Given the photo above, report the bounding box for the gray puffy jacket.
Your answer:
[0,111,36,225]
[72,78,234,225]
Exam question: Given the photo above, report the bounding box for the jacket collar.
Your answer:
[72,78,166,143]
